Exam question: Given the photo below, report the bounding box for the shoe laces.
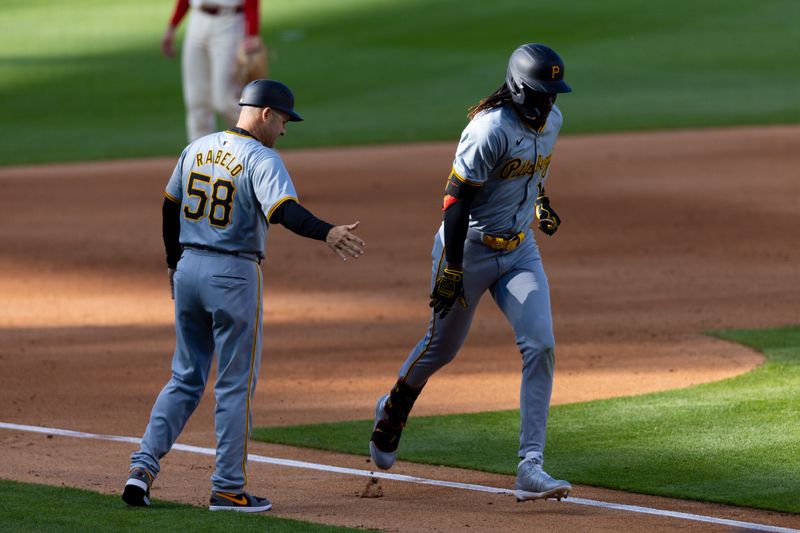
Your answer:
[519,457,547,479]
[132,468,153,484]
[520,455,543,469]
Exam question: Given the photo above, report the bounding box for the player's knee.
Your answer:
[169,373,207,396]
[517,331,555,361]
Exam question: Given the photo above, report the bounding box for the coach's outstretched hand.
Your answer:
[326,221,366,261]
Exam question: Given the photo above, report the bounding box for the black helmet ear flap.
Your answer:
[508,77,525,106]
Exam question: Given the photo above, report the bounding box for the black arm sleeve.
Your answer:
[162,197,182,269]
[443,178,481,267]
[270,199,334,241]
[443,199,471,266]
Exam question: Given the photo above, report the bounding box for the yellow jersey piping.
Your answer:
[450,167,483,186]
[403,246,447,379]
[241,263,262,486]
[225,130,254,139]
[266,195,298,222]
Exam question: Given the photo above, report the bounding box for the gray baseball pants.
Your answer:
[130,250,263,493]
[399,226,555,460]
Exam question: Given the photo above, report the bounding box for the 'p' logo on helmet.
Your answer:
[551,65,561,79]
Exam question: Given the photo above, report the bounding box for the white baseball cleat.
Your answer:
[514,456,571,502]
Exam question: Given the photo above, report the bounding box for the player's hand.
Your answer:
[161,26,177,58]
[535,195,561,236]
[326,221,366,261]
[430,267,467,319]
[168,268,176,300]
[242,35,264,53]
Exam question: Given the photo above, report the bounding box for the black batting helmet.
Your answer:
[506,43,572,100]
[239,79,303,122]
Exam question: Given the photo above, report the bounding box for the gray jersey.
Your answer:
[134,128,296,495]
[394,104,565,469]
[165,129,297,258]
[452,105,563,236]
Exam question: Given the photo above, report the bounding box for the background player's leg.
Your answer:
[206,258,262,493]
[182,12,215,141]
[130,252,215,476]
[490,242,555,461]
[208,13,245,131]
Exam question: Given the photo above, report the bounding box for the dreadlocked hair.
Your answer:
[467,83,513,120]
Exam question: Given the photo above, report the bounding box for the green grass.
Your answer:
[253,325,800,513]
[1,0,799,164]
[0,479,363,532]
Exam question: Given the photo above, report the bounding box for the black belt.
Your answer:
[183,244,261,263]
[198,4,244,15]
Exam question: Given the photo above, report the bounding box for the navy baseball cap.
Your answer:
[239,79,303,122]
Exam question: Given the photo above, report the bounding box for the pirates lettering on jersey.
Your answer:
[499,154,552,180]
[194,149,243,177]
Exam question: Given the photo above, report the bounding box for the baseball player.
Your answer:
[122,79,365,512]
[369,44,572,502]
[161,0,263,141]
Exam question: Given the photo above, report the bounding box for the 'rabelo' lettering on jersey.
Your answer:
[195,149,243,177]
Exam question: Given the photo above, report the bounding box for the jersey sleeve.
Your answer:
[252,155,299,222]
[244,0,259,36]
[539,105,563,189]
[168,0,189,28]
[164,148,188,202]
[550,104,564,131]
[451,116,507,186]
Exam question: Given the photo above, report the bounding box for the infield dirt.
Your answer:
[1,126,799,531]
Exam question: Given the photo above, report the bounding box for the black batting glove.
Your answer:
[430,267,467,319]
[535,195,561,236]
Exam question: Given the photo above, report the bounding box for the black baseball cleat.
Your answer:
[122,467,154,507]
[209,491,272,512]
[369,394,403,470]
